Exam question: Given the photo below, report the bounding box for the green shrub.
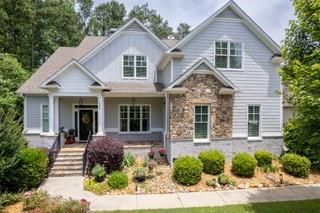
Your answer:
[122,152,135,167]
[281,153,311,177]
[92,164,105,182]
[0,192,23,208]
[133,168,147,182]
[199,149,225,175]
[260,165,279,173]
[108,172,128,189]
[232,152,257,177]
[16,148,48,189]
[218,174,235,186]
[206,179,216,187]
[173,156,203,185]
[254,150,273,166]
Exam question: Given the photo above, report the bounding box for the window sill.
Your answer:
[219,68,244,72]
[247,137,263,142]
[193,139,210,144]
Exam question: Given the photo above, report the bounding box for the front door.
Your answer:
[79,110,93,141]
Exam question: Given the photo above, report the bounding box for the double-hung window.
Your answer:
[41,105,49,133]
[123,55,147,78]
[248,105,260,138]
[215,41,243,69]
[194,105,210,141]
[120,105,150,132]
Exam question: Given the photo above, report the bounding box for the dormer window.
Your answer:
[123,55,147,79]
[215,41,243,69]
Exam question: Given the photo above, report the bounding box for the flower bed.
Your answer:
[83,155,320,195]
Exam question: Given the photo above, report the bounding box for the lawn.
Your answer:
[97,199,320,213]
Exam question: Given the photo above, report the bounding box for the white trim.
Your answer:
[193,104,210,142]
[103,92,164,97]
[247,104,262,139]
[262,132,282,137]
[167,58,238,91]
[167,1,279,53]
[25,129,41,134]
[51,92,101,97]
[121,55,148,80]
[118,104,152,133]
[54,97,59,132]
[41,59,105,88]
[79,18,168,63]
[170,59,174,82]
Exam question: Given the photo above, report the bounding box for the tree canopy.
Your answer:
[281,0,320,167]
[175,23,191,40]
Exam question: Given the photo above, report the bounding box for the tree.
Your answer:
[0,54,29,116]
[0,110,27,192]
[128,3,173,39]
[280,0,320,167]
[175,23,191,39]
[88,0,126,36]
[77,0,94,34]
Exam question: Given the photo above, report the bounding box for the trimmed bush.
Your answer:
[173,156,203,185]
[232,152,257,177]
[254,150,273,167]
[281,153,311,177]
[199,149,225,175]
[87,136,124,173]
[91,164,105,182]
[108,172,128,189]
[16,148,48,189]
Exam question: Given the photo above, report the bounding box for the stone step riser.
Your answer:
[52,166,82,171]
[54,162,83,166]
[50,172,82,177]
[55,157,83,161]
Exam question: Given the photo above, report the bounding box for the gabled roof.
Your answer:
[79,18,169,63]
[41,59,105,88]
[168,0,280,53]
[167,58,238,91]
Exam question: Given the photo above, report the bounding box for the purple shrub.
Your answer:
[87,136,124,173]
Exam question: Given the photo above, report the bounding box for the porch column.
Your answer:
[54,96,59,132]
[96,95,105,136]
[48,94,55,135]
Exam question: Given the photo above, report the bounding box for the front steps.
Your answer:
[50,148,85,177]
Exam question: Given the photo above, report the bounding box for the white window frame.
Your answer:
[193,104,210,143]
[247,104,262,140]
[122,55,148,79]
[118,104,151,133]
[40,104,49,133]
[214,40,244,70]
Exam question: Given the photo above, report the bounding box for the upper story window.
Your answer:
[123,55,147,79]
[215,41,243,69]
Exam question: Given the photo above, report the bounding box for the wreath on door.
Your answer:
[82,113,90,127]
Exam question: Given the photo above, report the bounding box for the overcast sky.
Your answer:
[93,0,295,44]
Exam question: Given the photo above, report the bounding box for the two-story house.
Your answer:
[18,1,284,164]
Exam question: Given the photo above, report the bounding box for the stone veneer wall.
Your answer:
[169,74,233,141]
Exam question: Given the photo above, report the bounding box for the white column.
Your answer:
[54,96,59,133]
[48,94,55,135]
[96,95,105,136]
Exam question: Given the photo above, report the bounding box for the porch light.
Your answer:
[79,97,83,105]
[131,98,136,106]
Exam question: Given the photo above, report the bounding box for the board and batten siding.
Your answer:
[172,18,281,137]
[25,95,48,132]
[157,61,172,87]
[84,33,164,83]
[105,97,164,132]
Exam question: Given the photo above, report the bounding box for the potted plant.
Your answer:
[148,149,155,159]
[65,128,76,144]
[92,164,105,182]
[159,147,166,157]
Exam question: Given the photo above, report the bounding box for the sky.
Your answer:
[93,0,295,44]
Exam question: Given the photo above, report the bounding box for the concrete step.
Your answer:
[57,152,84,157]
[55,155,83,161]
[54,161,83,166]
[51,165,83,171]
[50,170,82,177]
[60,148,85,152]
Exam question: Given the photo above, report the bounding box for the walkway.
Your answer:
[40,176,320,211]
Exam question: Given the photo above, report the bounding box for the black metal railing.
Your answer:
[83,131,92,176]
[48,132,61,171]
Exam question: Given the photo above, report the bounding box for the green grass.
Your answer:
[96,199,320,213]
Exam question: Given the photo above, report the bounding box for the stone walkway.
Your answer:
[40,176,320,211]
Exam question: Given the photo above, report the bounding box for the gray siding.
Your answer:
[172,18,281,137]
[216,8,241,19]
[157,62,171,87]
[25,95,48,131]
[84,33,164,83]
[105,97,164,131]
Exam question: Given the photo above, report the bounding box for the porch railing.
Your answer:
[83,131,92,176]
[48,132,61,171]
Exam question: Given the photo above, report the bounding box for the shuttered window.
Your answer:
[248,105,260,137]
[194,105,209,140]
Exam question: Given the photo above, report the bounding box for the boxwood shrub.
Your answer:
[173,156,203,185]
[232,152,257,177]
[281,153,311,177]
[198,149,225,175]
[254,150,273,167]
[107,171,128,189]
[87,136,124,173]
